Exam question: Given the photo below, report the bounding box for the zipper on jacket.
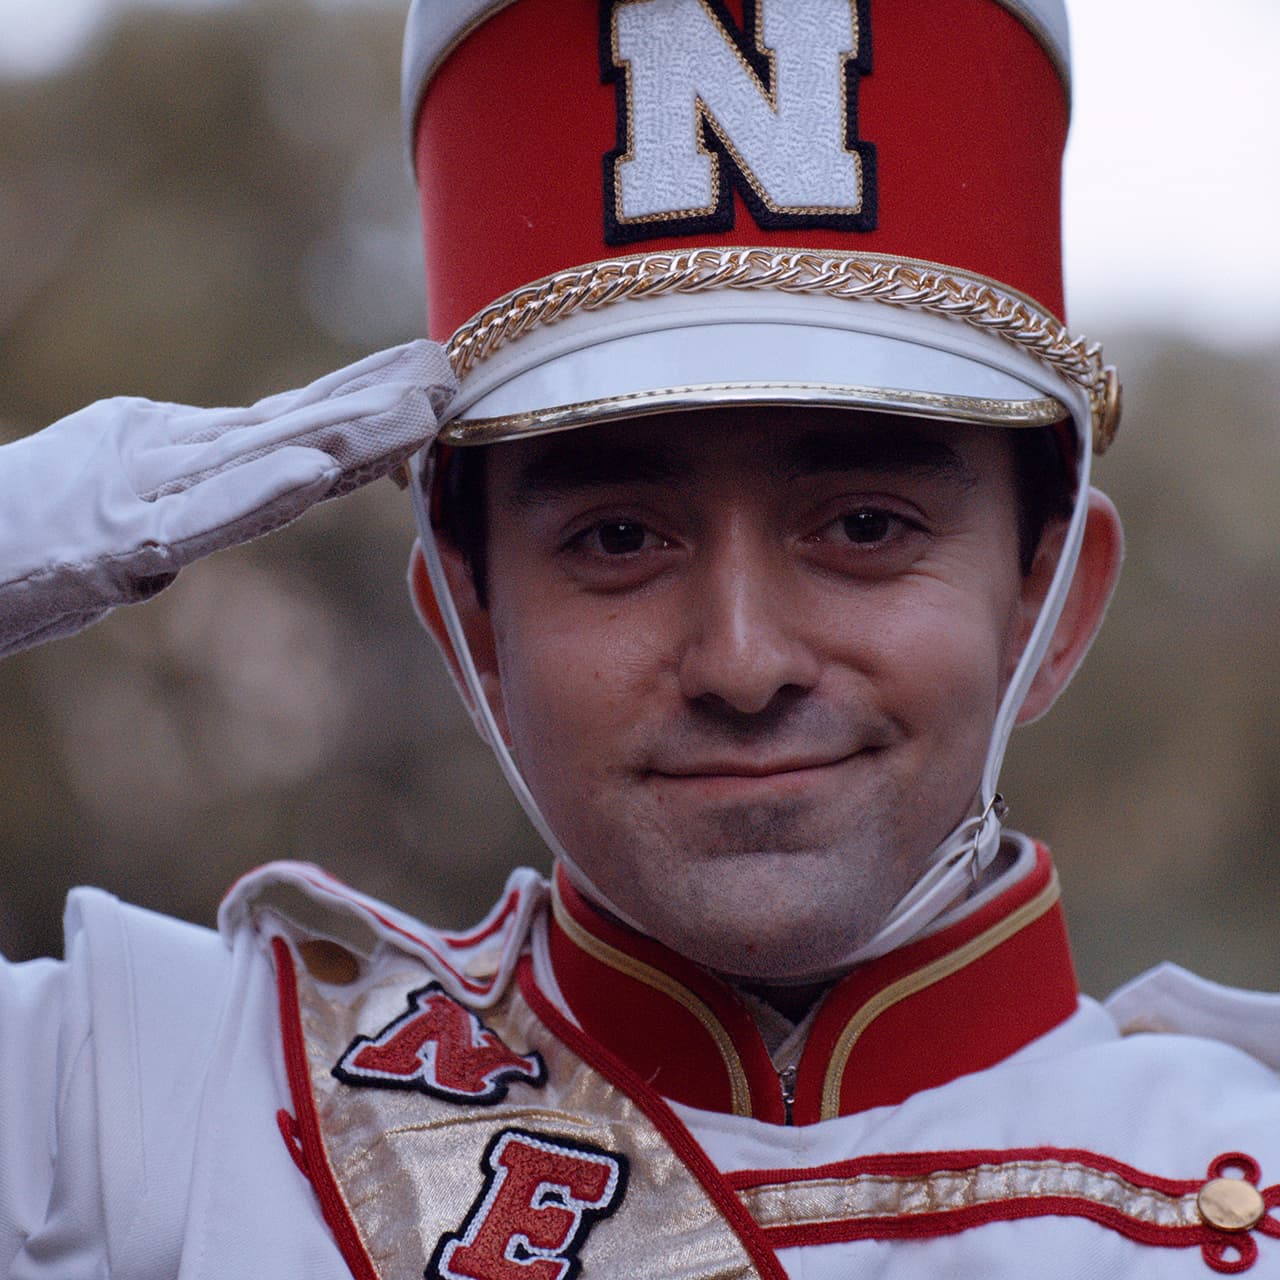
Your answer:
[779,1065,797,1125]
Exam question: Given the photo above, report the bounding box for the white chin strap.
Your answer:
[408,417,1093,980]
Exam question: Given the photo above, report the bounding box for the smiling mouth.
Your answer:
[651,752,867,781]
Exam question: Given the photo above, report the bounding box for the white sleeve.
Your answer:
[0,916,106,1277]
[0,890,236,1279]
[1106,961,1280,1069]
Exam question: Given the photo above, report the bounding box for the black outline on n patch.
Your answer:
[332,982,547,1105]
[601,0,877,245]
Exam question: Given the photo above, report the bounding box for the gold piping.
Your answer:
[446,249,1121,453]
[738,1154,1200,1230]
[819,872,1062,1119]
[550,881,753,1117]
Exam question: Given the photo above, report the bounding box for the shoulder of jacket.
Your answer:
[217,861,548,1009]
[1106,961,1280,1072]
[60,884,233,1025]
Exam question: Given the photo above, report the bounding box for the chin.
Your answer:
[660,911,863,983]
[627,849,898,983]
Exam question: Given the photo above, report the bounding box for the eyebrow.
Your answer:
[507,437,690,506]
[779,427,976,487]
[505,419,977,507]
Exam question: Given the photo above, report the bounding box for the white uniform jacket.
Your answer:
[4,834,1280,1279]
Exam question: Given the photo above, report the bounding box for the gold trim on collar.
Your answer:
[819,873,1062,1119]
[550,881,753,1117]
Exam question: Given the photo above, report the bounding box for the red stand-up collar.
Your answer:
[547,845,1078,1125]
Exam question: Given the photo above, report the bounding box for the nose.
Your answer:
[677,520,820,715]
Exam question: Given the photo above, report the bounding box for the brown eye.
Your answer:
[840,509,892,544]
[595,522,649,554]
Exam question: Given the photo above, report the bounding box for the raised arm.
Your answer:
[0,340,454,656]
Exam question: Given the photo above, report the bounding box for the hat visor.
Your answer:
[439,289,1074,446]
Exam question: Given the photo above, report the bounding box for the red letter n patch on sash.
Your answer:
[333,983,546,1104]
[427,1129,628,1280]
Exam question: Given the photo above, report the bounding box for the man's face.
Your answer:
[470,407,1045,980]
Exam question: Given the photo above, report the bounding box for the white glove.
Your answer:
[0,340,455,656]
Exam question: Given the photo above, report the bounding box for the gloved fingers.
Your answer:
[144,445,341,558]
[129,381,413,494]
[129,341,456,495]
[160,340,455,436]
[254,339,456,417]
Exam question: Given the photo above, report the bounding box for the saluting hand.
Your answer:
[0,340,455,656]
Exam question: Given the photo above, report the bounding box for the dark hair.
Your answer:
[436,424,1073,607]
[1010,424,1075,575]
[438,444,491,605]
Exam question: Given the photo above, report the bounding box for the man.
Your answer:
[2,1,1278,1277]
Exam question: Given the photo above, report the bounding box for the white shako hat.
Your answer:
[403,0,1121,978]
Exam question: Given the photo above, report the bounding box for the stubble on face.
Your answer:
[477,408,1030,981]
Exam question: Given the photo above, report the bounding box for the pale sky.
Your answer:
[1062,0,1280,345]
[1,0,1277,344]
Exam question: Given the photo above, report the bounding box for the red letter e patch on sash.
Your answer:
[427,1129,628,1280]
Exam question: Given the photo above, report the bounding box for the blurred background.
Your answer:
[1,0,1277,998]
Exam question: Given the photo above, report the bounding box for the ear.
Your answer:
[407,538,508,740]
[1015,487,1124,724]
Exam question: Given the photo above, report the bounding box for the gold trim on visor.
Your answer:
[445,249,1122,454]
[439,382,1067,447]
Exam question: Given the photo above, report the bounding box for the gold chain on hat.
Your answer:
[448,248,1121,453]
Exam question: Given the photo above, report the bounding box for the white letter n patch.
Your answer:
[602,0,876,243]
